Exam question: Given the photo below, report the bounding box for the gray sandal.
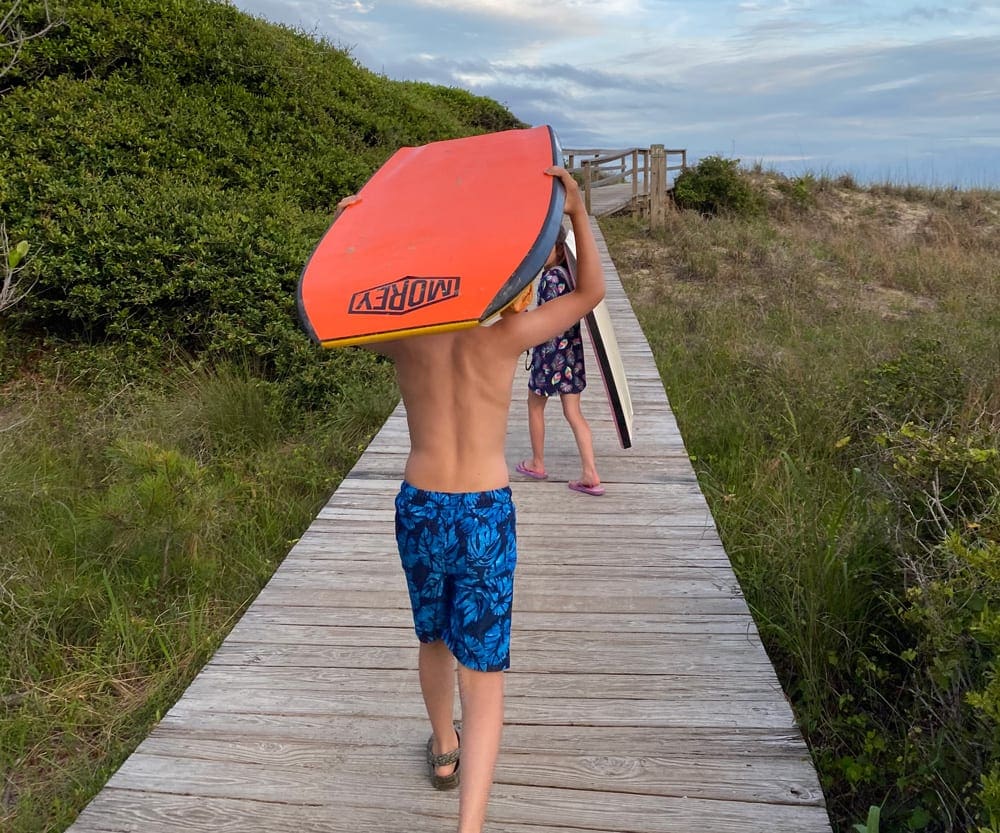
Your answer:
[426,728,460,790]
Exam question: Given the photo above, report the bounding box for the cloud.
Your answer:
[861,76,926,94]
[405,0,643,25]
[384,52,678,104]
[230,0,1000,185]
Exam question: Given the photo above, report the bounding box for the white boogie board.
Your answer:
[562,227,635,449]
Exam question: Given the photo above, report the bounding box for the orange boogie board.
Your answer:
[298,126,565,348]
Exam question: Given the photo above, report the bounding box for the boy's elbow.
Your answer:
[589,275,606,305]
[579,284,604,313]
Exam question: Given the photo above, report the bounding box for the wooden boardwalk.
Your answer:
[66,219,831,833]
[587,183,636,216]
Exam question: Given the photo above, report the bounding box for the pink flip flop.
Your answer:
[516,461,548,480]
[568,480,605,497]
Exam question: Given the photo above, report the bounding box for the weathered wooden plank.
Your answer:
[152,711,806,751]
[131,734,821,805]
[203,642,777,677]
[183,666,781,699]
[292,525,726,546]
[318,491,710,511]
[303,521,725,544]
[219,625,765,656]
[69,787,829,833]
[235,606,759,635]
[313,510,722,530]
[250,586,753,615]
[70,790,458,833]
[268,563,738,584]
[259,576,744,605]
[326,478,703,497]
[125,731,822,805]
[283,548,737,570]
[166,691,795,730]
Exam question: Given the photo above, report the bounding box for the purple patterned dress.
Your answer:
[528,264,586,397]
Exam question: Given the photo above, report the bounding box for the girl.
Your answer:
[517,227,604,496]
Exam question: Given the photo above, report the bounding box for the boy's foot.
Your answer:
[516,461,548,480]
[569,480,605,497]
[426,730,460,790]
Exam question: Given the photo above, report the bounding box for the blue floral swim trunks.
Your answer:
[394,481,517,672]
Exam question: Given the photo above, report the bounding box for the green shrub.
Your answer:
[673,155,764,217]
[777,174,819,210]
[0,0,523,402]
[866,416,1000,830]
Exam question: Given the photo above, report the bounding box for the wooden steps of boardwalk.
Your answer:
[66,218,832,833]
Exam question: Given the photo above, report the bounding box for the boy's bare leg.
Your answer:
[526,391,548,473]
[560,394,600,486]
[456,666,504,833]
[419,640,460,776]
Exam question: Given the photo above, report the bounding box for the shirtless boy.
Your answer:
[358,166,605,833]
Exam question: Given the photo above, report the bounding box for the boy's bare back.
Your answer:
[372,167,604,493]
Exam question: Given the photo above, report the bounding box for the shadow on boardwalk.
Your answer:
[66,219,832,833]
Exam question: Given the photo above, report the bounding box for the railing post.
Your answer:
[631,149,638,211]
[583,159,593,215]
[650,143,666,229]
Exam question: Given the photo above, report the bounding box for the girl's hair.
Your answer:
[553,231,568,268]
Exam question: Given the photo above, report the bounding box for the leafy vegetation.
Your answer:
[0,0,523,401]
[604,171,1000,832]
[672,154,763,217]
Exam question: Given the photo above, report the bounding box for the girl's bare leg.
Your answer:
[525,391,548,473]
[560,393,600,486]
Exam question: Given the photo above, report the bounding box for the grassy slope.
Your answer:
[0,0,522,379]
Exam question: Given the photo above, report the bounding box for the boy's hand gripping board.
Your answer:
[298,126,565,348]
[563,227,635,450]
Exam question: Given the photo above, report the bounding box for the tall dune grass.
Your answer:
[0,351,398,832]
[604,175,1000,832]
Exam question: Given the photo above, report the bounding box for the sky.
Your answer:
[231,0,1000,187]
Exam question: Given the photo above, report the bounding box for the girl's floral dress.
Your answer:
[528,264,586,397]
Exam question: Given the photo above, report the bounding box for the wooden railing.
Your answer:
[563,145,687,226]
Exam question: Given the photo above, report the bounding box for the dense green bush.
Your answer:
[867,417,1000,830]
[0,0,523,402]
[673,155,763,217]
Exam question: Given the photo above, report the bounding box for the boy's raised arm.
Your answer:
[501,166,606,354]
[555,166,605,307]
